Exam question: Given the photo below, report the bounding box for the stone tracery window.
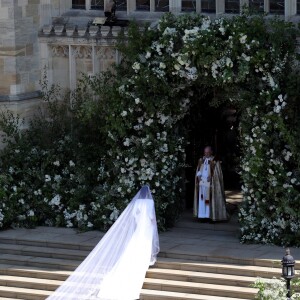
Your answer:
[201,0,216,13]
[136,0,150,11]
[72,0,86,9]
[249,0,264,12]
[116,0,127,10]
[225,0,240,13]
[182,0,196,12]
[269,0,284,14]
[155,0,169,11]
[91,0,104,9]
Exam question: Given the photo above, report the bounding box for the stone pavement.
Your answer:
[0,190,298,268]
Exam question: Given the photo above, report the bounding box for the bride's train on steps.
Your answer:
[47,185,160,300]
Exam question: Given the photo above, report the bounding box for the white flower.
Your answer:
[226,57,233,68]
[87,222,93,228]
[159,62,166,69]
[123,138,130,147]
[53,161,60,166]
[268,169,274,175]
[135,98,140,104]
[50,195,61,206]
[27,210,34,217]
[54,175,62,182]
[219,26,225,35]
[69,160,75,167]
[145,118,154,126]
[239,34,247,44]
[291,178,297,184]
[121,111,128,117]
[132,62,141,71]
[45,175,51,182]
[287,172,292,177]
[145,51,151,59]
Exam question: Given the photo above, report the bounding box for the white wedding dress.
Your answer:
[47,185,160,300]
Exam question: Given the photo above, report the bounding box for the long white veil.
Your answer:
[47,185,160,300]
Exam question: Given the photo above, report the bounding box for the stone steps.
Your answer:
[141,289,250,300]
[0,236,274,300]
[156,257,281,277]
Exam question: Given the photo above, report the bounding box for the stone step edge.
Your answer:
[156,257,283,274]
[0,274,258,294]
[0,243,89,260]
[145,278,258,293]
[0,237,93,252]
[147,268,258,284]
[0,286,251,300]
[0,262,281,282]
[0,237,288,268]
[0,265,258,287]
[159,250,286,269]
[140,289,251,300]
[0,253,284,275]
[0,285,51,297]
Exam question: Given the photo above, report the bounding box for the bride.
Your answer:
[47,185,160,300]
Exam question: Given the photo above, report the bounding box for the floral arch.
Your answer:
[93,13,300,246]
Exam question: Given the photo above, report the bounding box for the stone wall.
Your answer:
[0,0,72,123]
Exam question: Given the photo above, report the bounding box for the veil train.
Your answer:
[47,185,160,300]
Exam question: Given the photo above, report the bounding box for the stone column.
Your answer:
[195,0,201,13]
[127,0,136,14]
[169,0,181,13]
[216,0,225,14]
[150,0,155,12]
[264,0,270,13]
[86,0,91,10]
[69,45,76,90]
[285,0,297,20]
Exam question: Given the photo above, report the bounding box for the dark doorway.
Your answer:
[184,93,241,209]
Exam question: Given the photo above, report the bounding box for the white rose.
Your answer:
[121,111,128,117]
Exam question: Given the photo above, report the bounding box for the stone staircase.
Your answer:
[0,235,284,300]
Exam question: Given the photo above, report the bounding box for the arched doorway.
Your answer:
[184,92,241,209]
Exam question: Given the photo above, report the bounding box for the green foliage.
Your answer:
[253,277,300,300]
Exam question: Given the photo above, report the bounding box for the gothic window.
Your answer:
[182,0,196,12]
[91,0,104,9]
[201,0,215,13]
[269,0,284,14]
[249,0,264,12]
[225,0,240,13]
[136,0,150,11]
[72,0,86,9]
[297,0,300,14]
[116,0,127,10]
[155,0,169,11]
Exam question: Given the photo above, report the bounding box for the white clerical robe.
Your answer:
[197,157,212,219]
